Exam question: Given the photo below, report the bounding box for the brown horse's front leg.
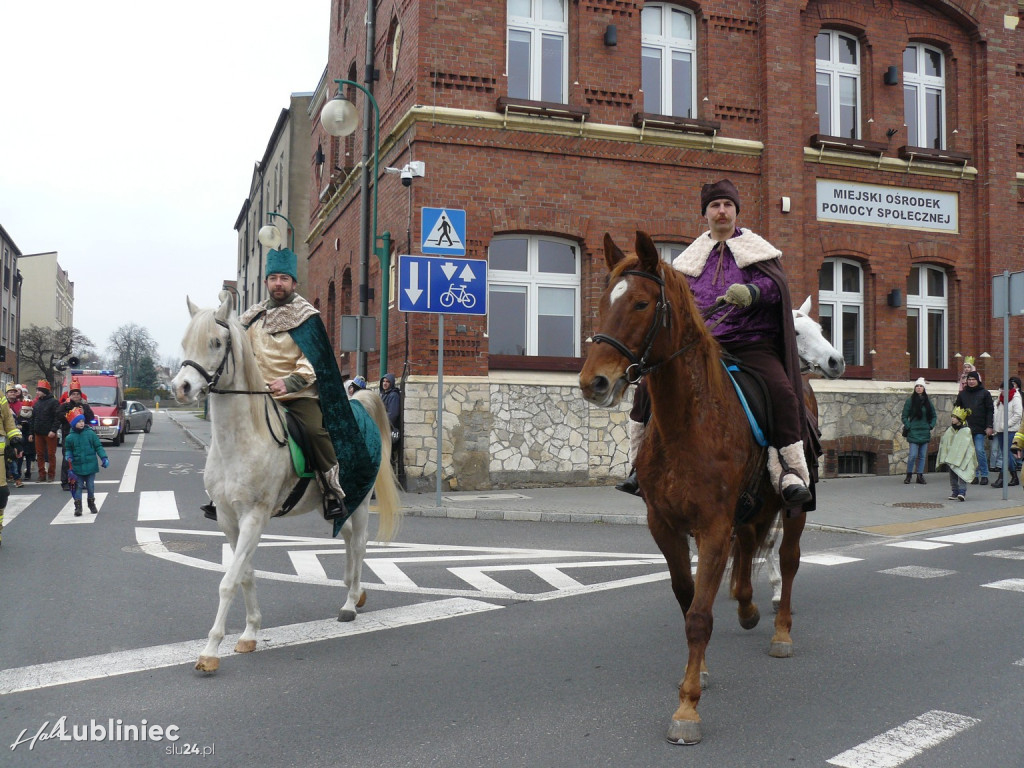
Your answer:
[668,523,731,746]
[770,511,805,657]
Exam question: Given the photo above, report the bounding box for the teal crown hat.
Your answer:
[265,248,298,281]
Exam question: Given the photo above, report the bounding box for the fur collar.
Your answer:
[240,294,319,334]
[672,229,782,277]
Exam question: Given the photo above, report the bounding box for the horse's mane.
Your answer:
[186,306,267,427]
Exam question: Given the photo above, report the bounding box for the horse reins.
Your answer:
[592,268,734,383]
[178,317,288,446]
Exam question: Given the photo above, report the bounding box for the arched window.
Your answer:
[815,30,860,139]
[903,44,945,150]
[906,264,948,368]
[507,0,568,103]
[488,235,580,357]
[641,4,697,119]
[654,241,685,264]
[818,258,864,366]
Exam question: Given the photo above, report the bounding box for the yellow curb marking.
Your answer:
[863,506,1024,537]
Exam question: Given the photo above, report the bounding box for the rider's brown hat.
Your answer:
[700,178,741,216]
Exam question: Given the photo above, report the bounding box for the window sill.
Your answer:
[897,146,971,174]
[632,112,720,137]
[489,354,585,372]
[840,364,873,380]
[496,96,590,124]
[809,134,889,157]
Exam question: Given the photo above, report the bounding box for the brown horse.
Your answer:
[578,231,806,746]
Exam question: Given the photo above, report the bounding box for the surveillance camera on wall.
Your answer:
[401,166,414,187]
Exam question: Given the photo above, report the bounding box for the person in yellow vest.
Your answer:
[0,390,25,547]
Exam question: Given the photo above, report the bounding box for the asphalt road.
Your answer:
[2,415,1023,767]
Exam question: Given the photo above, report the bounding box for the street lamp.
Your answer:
[258,211,295,253]
[320,79,392,378]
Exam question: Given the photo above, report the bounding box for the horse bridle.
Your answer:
[591,267,732,384]
[178,317,288,446]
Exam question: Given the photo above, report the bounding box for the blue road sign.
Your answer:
[398,254,487,315]
[421,207,466,255]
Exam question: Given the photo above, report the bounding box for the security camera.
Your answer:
[401,167,414,187]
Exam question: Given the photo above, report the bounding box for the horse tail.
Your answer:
[353,390,403,542]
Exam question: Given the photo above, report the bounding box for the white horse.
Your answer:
[170,292,402,673]
[762,296,845,610]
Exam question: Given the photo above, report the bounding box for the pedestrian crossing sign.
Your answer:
[421,207,466,255]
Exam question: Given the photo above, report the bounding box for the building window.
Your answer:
[906,264,947,369]
[654,242,684,264]
[640,4,696,118]
[903,44,945,150]
[507,0,567,103]
[837,451,869,475]
[488,235,579,357]
[818,258,864,366]
[815,30,860,139]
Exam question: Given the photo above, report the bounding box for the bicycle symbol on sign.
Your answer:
[439,284,476,309]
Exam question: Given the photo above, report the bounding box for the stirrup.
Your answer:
[614,470,641,496]
[201,502,217,521]
[323,496,349,521]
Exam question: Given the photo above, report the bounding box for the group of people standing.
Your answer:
[903,364,1023,502]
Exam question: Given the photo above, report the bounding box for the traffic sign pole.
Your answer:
[436,314,444,508]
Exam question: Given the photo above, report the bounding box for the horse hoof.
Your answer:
[739,606,760,630]
[356,590,367,609]
[769,640,794,658]
[667,719,702,745]
[234,639,257,654]
[195,656,220,673]
[338,608,357,622]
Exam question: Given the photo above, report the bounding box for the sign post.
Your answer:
[399,253,487,506]
[991,269,1024,500]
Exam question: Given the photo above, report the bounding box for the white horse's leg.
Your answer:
[338,502,369,622]
[766,520,782,612]
[234,556,262,654]
[196,511,268,672]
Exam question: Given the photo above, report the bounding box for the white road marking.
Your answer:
[138,490,179,521]
[886,541,949,550]
[975,549,1024,561]
[2,494,40,525]
[0,598,500,696]
[982,578,1024,592]
[801,554,863,566]
[118,433,144,493]
[878,566,956,579]
[50,494,107,525]
[827,710,979,768]
[928,522,1024,544]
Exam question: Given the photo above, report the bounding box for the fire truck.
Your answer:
[61,370,127,445]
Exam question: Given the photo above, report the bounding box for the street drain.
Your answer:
[890,502,944,509]
[122,541,207,554]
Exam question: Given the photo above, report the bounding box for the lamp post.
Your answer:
[320,79,392,379]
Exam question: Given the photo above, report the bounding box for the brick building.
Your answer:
[306,0,1024,489]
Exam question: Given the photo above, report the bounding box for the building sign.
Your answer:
[816,180,958,233]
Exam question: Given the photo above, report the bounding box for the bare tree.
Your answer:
[18,325,95,387]
[107,324,159,388]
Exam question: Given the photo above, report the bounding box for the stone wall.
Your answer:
[399,374,971,491]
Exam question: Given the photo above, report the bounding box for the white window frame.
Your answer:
[906,264,948,369]
[654,242,685,265]
[640,4,697,119]
[507,0,568,103]
[903,43,946,150]
[818,257,864,366]
[815,30,861,139]
[487,235,580,357]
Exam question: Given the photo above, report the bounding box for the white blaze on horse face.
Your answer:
[609,278,629,306]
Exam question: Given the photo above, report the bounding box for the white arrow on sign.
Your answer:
[459,264,476,282]
[405,260,423,305]
[441,261,458,281]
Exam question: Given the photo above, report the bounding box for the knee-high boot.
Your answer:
[768,441,813,507]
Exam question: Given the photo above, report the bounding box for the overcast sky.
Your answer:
[0,2,328,367]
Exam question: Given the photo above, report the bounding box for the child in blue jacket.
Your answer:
[64,408,109,516]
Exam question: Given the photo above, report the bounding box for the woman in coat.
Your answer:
[902,377,937,484]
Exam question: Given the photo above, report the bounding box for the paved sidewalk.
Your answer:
[164,409,1024,537]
